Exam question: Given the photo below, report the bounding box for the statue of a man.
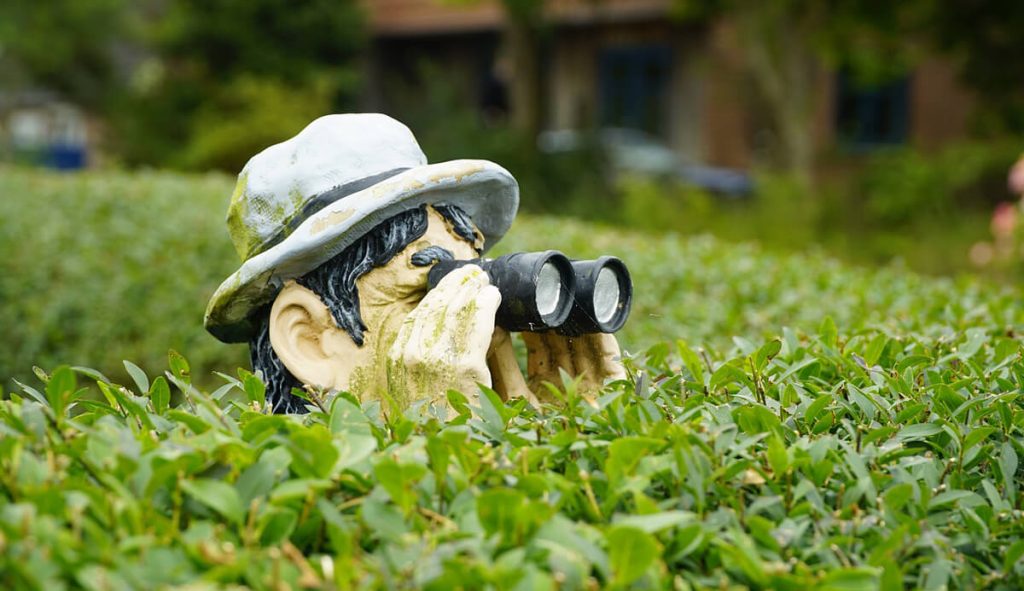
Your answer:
[205,114,623,413]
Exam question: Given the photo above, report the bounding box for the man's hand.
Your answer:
[386,265,500,408]
[520,332,625,402]
[487,327,538,405]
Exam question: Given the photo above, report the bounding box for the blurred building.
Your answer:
[361,0,975,171]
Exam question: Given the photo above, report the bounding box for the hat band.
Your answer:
[259,167,410,256]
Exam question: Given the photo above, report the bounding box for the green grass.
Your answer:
[2,167,1024,588]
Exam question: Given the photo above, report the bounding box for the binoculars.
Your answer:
[426,251,632,336]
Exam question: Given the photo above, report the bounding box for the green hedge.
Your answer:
[3,167,1022,390]
[3,321,1024,588]
[0,168,245,389]
[2,168,1024,588]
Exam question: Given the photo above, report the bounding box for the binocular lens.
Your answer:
[536,261,567,317]
[593,267,621,324]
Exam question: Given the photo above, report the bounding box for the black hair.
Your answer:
[250,203,480,413]
[433,203,482,247]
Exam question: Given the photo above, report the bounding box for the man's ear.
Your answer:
[269,281,355,391]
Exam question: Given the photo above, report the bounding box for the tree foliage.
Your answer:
[0,0,365,171]
[0,0,131,108]
[925,0,1024,132]
[156,0,364,83]
[671,0,1024,182]
[672,0,926,183]
[116,0,364,170]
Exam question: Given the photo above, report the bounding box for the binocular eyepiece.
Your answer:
[426,251,632,336]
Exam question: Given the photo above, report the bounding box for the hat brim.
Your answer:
[205,159,518,343]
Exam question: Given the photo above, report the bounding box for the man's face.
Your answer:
[266,205,486,399]
[355,206,481,308]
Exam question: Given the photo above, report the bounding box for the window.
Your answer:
[836,70,909,149]
[598,45,672,136]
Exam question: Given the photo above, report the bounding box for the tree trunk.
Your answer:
[735,6,818,188]
[504,13,543,140]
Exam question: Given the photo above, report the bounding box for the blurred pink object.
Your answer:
[1010,154,1024,195]
[969,241,994,266]
[991,202,1018,238]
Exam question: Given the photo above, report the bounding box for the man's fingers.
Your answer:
[567,334,624,387]
[523,332,586,378]
[523,331,579,399]
[593,333,626,380]
[487,329,534,403]
[409,264,495,352]
[419,264,488,311]
[522,332,626,402]
[435,277,497,396]
[561,335,609,395]
[451,284,500,356]
[435,268,498,354]
[391,298,421,359]
[488,325,512,353]
[445,268,496,318]
[544,332,575,377]
[390,265,487,360]
[425,264,498,372]
[522,331,553,381]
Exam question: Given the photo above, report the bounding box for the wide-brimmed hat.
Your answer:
[204,113,519,343]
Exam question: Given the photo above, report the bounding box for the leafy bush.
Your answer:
[175,75,342,172]
[4,167,1024,588]
[3,167,1024,392]
[616,173,821,251]
[608,141,1020,275]
[4,315,1024,588]
[856,141,1021,226]
[853,146,1024,277]
[104,0,365,170]
[0,168,246,390]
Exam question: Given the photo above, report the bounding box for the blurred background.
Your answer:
[2,0,1024,387]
